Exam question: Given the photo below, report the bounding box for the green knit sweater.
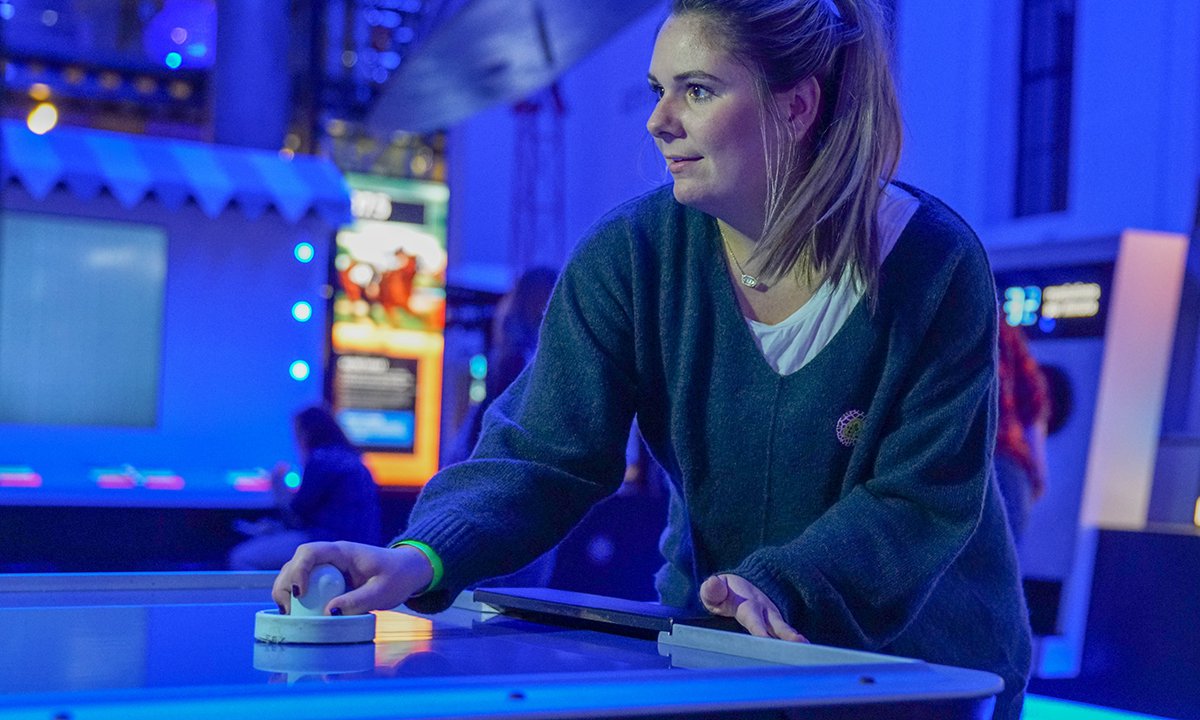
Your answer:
[402,184,1031,719]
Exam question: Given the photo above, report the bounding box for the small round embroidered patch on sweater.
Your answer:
[836,409,865,447]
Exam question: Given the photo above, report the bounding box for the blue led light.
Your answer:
[0,3,14,21]
[1003,285,1041,327]
[294,242,315,263]
[142,0,215,70]
[469,353,488,380]
[1022,695,1171,720]
[284,471,301,489]
[291,301,313,322]
[289,360,310,381]
[469,381,487,403]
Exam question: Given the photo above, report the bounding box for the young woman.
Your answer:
[274,2,1031,717]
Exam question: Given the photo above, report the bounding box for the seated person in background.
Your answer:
[443,266,559,467]
[229,405,381,571]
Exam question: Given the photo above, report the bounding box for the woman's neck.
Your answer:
[716,218,760,256]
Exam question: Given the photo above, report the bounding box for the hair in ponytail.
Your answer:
[670,0,902,304]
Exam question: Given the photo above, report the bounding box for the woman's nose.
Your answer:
[646,98,681,140]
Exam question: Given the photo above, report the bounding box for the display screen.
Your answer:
[335,354,418,451]
[331,175,448,486]
[0,205,328,508]
[994,262,1114,339]
[0,212,166,427]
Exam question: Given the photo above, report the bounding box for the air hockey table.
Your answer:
[0,572,1002,719]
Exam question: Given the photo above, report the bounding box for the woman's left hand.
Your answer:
[700,574,807,642]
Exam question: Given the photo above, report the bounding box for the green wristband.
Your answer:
[391,539,443,594]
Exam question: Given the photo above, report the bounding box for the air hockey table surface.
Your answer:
[0,571,1002,719]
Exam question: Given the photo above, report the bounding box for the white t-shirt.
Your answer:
[747,183,920,376]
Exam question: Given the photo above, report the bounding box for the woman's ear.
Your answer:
[778,75,821,134]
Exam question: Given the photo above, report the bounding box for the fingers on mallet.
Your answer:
[329,588,367,617]
[273,543,328,611]
[270,569,294,612]
[289,542,338,599]
[327,576,374,616]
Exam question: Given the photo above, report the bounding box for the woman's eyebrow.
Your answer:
[647,70,726,85]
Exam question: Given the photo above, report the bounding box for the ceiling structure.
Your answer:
[1,0,666,159]
[366,0,664,134]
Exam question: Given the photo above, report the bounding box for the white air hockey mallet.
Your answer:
[254,563,376,644]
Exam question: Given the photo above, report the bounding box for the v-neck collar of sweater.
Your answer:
[699,195,931,382]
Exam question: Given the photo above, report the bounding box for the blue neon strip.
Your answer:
[1023,695,1174,720]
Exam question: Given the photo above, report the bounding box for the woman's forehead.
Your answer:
[654,13,723,55]
[650,14,744,80]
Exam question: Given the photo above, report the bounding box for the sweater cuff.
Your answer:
[389,513,487,614]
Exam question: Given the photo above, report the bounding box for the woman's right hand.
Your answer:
[271,541,434,616]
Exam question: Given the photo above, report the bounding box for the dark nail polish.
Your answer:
[291,584,300,597]
[330,607,343,616]
[277,603,286,615]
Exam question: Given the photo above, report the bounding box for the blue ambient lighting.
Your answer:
[469,353,487,380]
[289,361,310,381]
[1022,695,1173,720]
[1003,285,1041,327]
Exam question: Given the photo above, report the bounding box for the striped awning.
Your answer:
[1,120,351,227]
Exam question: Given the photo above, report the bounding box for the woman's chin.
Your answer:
[670,182,710,212]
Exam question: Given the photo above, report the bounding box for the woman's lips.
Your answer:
[667,156,700,173]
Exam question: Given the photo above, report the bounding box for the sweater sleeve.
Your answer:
[732,239,999,650]
[399,221,641,614]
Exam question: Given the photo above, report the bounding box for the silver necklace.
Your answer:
[719,226,760,289]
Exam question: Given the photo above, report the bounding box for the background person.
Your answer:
[229,405,381,570]
[995,320,1051,544]
[443,266,559,468]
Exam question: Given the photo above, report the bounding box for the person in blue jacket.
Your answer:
[274,2,1031,717]
[229,405,380,570]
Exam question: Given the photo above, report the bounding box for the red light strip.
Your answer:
[143,474,185,490]
[95,474,137,489]
[0,472,42,488]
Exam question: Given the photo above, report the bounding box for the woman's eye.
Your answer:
[687,84,713,100]
[649,84,664,99]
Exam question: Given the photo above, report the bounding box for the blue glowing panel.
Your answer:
[1023,696,1174,720]
[0,197,329,508]
[0,575,1003,720]
[0,212,165,427]
[337,409,416,452]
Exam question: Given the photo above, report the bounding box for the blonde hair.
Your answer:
[671,0,902,302]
